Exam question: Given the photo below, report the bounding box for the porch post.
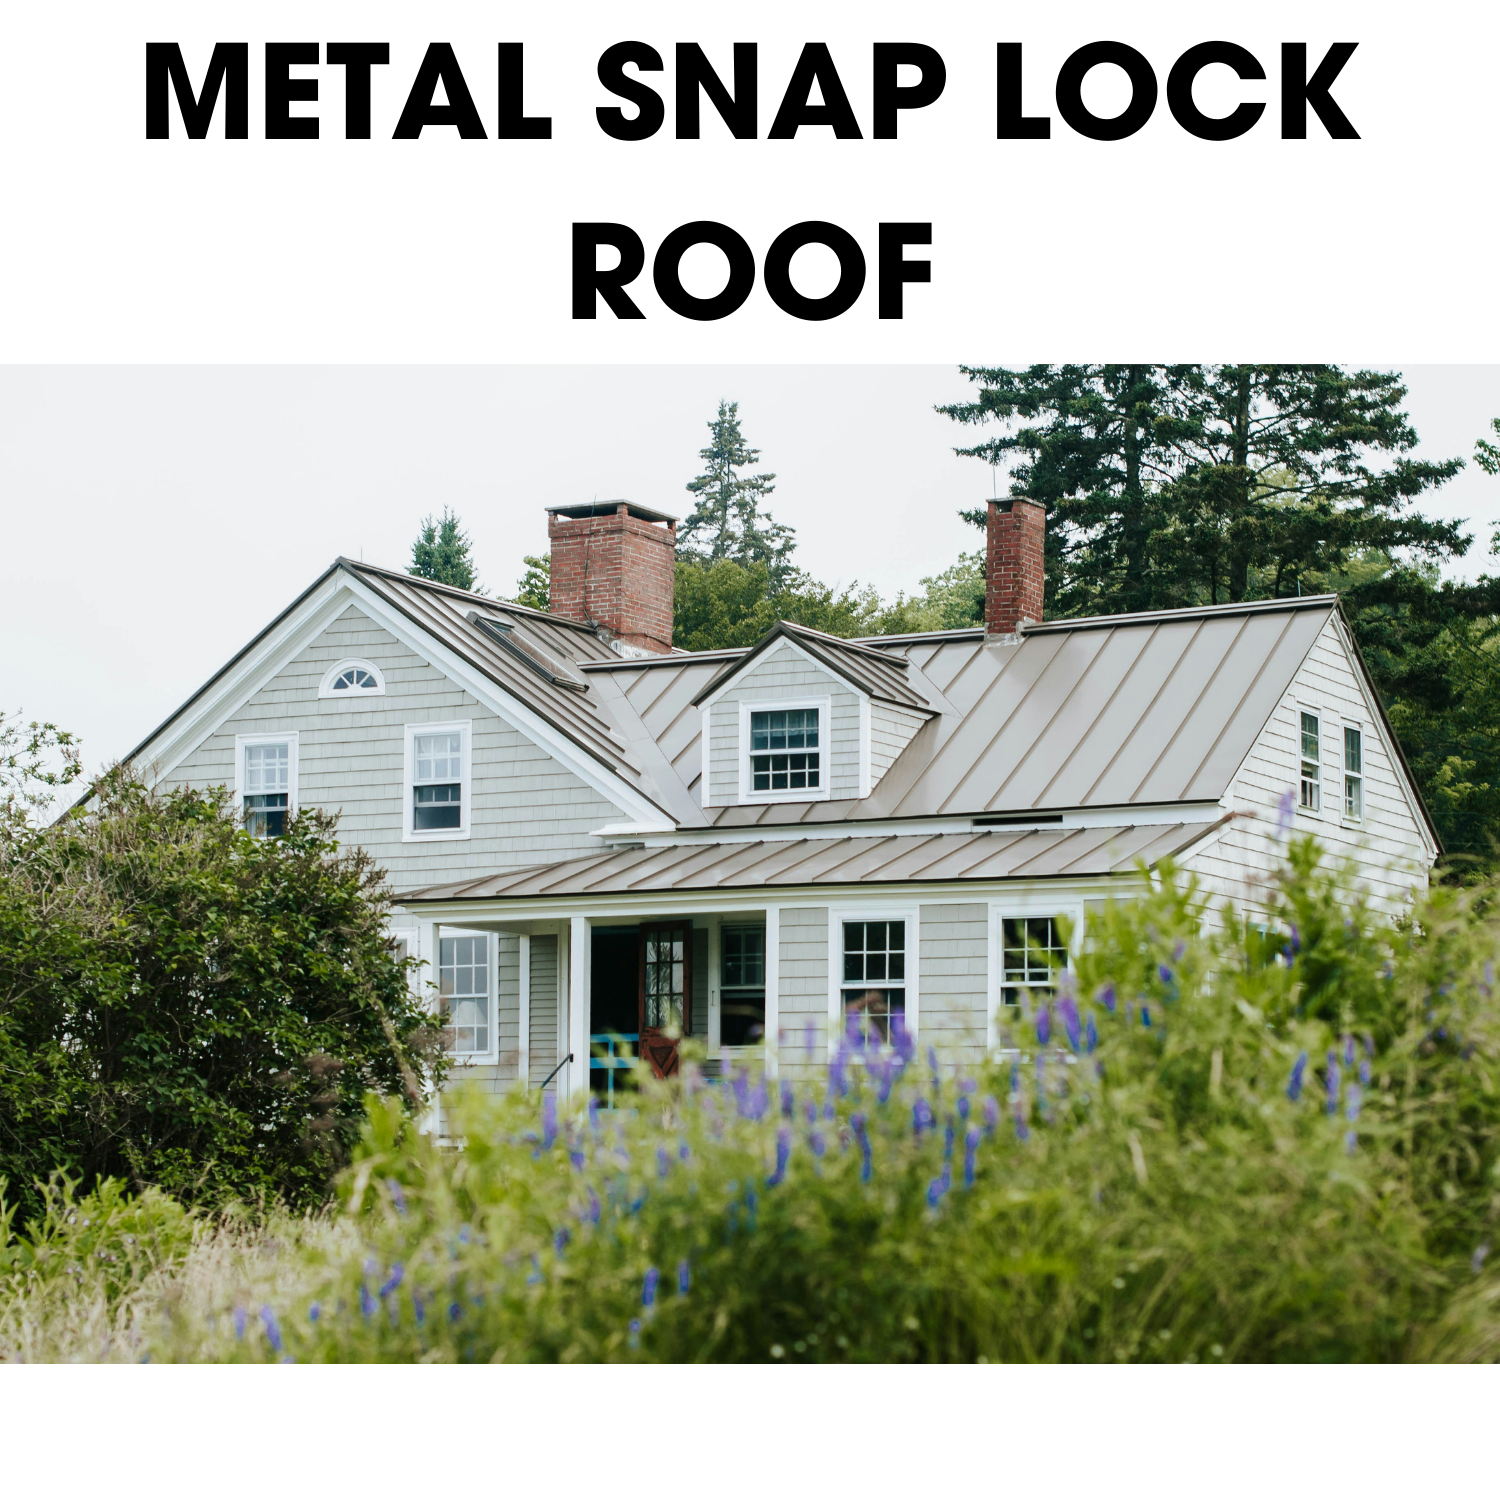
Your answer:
[568,915,589,1104]
[517,933,531,1091]
[418,918,441,1134]
[764,905,780,1079]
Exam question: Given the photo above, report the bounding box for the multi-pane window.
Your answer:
[643,927,688,1030]
[1344,725,1363,820]
[720,924,766,1048]
[242,741,290,838]
[842,920,905,1043]
[750,708,820,794]
[1001,917,1068,1007]
[1299,711,1321,811]
[439,935,489,1056]
[330,665,379,692]
[413,730,463,831]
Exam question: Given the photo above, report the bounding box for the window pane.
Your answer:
[1344,726,1362,775]
[1345,775,1363,819]
[1000,916,1067,1004]
[244,741,289,795]
[414,732,463,782]
[721,926,764,988]
[439,934,489,1056]
[414,782,461,830]
[841,987,906,1045]
[720,987,766,1047]
[243,791,288,838]
[1301,712,1319,763]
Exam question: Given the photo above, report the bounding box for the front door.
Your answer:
[639,921,692,1078]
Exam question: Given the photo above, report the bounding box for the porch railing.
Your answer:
[590,1032,638,1107]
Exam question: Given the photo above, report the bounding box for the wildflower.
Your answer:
[448,1301,463,1324]
[956,1094,971,1121]
[747,1082,769,1119]
[982,1095,1000,1134]
[912,1098,935,1137]
[359,1285,376,1320]
[378,1264,405,1298]
[628,1318,641,1349]
[927,1163,952,1209]
[963,1126,980,1189]
[781,1080,795,1116]
[308,1302,321,1324]
[585,1188,602,1225]
[385,1178,408,1217]
[944,1123,955,1159]
[677,1260,691,1296]
[587,1095,600,1134]
[1084,1012,1098,1054]
[1013,1108,1030,1142]
[810,1130,827,1158]
[1008,1060,1020,1098]
[1473,1244,1491,1275]
[1325,1051,1341,1114]
[927,1044,940,1084]
[768,1127,792,1187]
[1287,1051,1308,1102]
[1035,1003,1052,1047]
[1098,982,1117,1014]
[1345,1084,1363,1124]
[1172,940,1186,963]
[1140,1006,1151,1028]
[678,1141,690,1162]
[1343,1034,1356,1068]
[569,1148,586,1172]
[259,1306,284,1356]
[1157,963,1173,985]
[1283,922,1301,961]
[542,1093,559,1151]
[657,1147,672,1179]
[233,1306,247,1340]
[829,1046,849,1098]
[527,1255,542,1285]
[891,1014,916,1064]
[1056,992,1081,1051]
[745,1184,759,1230]
[1344,1129,1358,1155]
[1359,1058,1372,1087]
[876,1056,897,1105]
[642,1266,660,1309]
[554,1227,570,1256]
[803,1095,817,1124]
[1275,786,1295,840]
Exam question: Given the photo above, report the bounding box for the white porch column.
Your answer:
[567,915,590,1104]
[764,905,780,1079]
[517,933,531,1091]
[418,918,441,1134]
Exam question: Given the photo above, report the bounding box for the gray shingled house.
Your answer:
[124,497,1438,1113]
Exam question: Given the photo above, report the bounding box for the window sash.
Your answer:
[1299,711,1321,811]
[841,920,906,1043]
[751,750,820,792]
[440,934,490,1056]
[1000,916,1068,1007]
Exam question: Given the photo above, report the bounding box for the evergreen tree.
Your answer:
[507,554,551,612]
[680,401,796,589]
[940,365,1467,613]
[409,508,481,592]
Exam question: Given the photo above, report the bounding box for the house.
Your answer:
[120,495,1439,1111]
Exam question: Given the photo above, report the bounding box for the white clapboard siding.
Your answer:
[776,905,830,1083]
[870,702,929,791]
[169,604,626,886]
[1184,614,1433,922]
[705,640,862,804]
[919,902,988,1069]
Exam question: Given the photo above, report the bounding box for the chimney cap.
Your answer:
[546,500,678,525]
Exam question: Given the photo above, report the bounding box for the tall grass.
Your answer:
[5,838,1499,1362]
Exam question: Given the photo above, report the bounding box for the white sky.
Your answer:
[3,364,1498,775]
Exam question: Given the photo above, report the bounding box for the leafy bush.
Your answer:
[8,837,1500,1363]
[0,771,444,1220]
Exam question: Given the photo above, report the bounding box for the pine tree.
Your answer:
[408,508,481,592]
[507,554,551,611]
[681,401,796,589]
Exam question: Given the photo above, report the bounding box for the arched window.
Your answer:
[318,658,386,698]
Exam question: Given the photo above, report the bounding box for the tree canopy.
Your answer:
[409,508,482,592]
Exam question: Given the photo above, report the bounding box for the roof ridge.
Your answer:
[336,557,599,631]
[1021,595,1338,634]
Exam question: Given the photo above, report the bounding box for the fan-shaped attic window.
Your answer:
[318,658,386,698]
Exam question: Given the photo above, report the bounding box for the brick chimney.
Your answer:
[546,502,677,656]
[985,497,1045,638]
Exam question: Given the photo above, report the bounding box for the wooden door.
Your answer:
[639,922,692,1078]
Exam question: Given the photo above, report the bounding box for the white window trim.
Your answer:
[827,902,920,1055]
[403,719,473,842]
[715,913,774,1060]
[987,900,1084,1056]
[318,657,386,698]
[439,925,500,1067]
[739,696,833,805]
[233,730,299,828]
[1296,701,1324,819]
[1341,719,1365,824]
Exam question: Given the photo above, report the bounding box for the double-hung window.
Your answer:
[237,733,297,838]
[1344,725,1363,820]
[405,721,471,839]
[719,924,766,1048]
[1000,917,1068,1007]
[750,708,820,794]
[1299,711,1321,812]
[439,934,491,1058]
[841,920,905,1043]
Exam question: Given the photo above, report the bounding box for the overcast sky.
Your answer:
[3,364,1498,776]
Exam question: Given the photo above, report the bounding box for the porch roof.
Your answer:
[398,820,1224,903]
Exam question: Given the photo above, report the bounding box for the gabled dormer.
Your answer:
[690,621,933,808]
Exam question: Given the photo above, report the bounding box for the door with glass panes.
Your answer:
[638,922,692,1077]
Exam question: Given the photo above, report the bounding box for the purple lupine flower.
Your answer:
[569,1148,586,1172]
[554,1227,570,1255]
[1325,1051,1341,1114]
[642,1266,659,1309]
[781,1080,795,1117]
[386,1178,408,1217]
[926,1163,952,1209]
[1008,1060,1020,1098]
[1286,1050,1308,1102]
[1172,940,1186,963]
[803,1095,817,1124]
[768,1127,792,1187]
[586,1188,602,1224]
[912,1098,935,1137]
[829,1045,849,1098]
[1283,923,1301,960]
[359,1284,376,1320]
[943,1122,955,1160]
[1473,1244,1491,1275]
[822,1094,836,1121]
[1344,1129,1359,1155]
[1035,1003,1052,1047]
[1013,1108,1030,1142]
[963,1126,980,1189]
[745,1183,759,1230]
[628,1317,641,1349]
[1157,963,1173,986]
[1275,786,1296,840]
[542,1092,559,1150]
[1343,1034,1356,1068]
[588,1096,600,1135]
[1084,1012,1099,1054]
[876,1055,897,1105]
[456,1225,472,1246]
[308,1302,321,1324]
[1359,1057,1372,1087]
[1098,982,1118,1013]
[233,1306,247,1340]
[1056,992,1081,1052]
[677,1260,691,1296]
[927,1044,940,1082]
[1140,1006,1152,1028]
[412,1288,426,1326]
[1345,1084,1363,1123]
[892,1014,916,1064]
[378,1264,404,1298]
[747,1082,769,1120]
[256,1308,280,1356]
[956,1094,971,1121]
[852,1113,873,1183]
[657,1146,672,1179]
[982,1095,1000,1134]
[527,1255,542,1286]
[679,1141,690,1161]
[810,1130,826,1158]
[448,1301,463,1324]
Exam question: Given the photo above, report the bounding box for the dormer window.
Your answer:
[318,658,385,698]
[751,708,820,793]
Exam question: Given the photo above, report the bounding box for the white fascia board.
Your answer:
[397,873,1152,928]
[339,574,668,829]
[695,634,872,714]
[590,821,678,838]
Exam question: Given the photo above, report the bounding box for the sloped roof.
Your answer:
[690,620,931,711]
[400,821,1223,903]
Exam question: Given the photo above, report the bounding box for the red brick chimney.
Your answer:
[985,497,1045,638]
[546,502,677,656]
